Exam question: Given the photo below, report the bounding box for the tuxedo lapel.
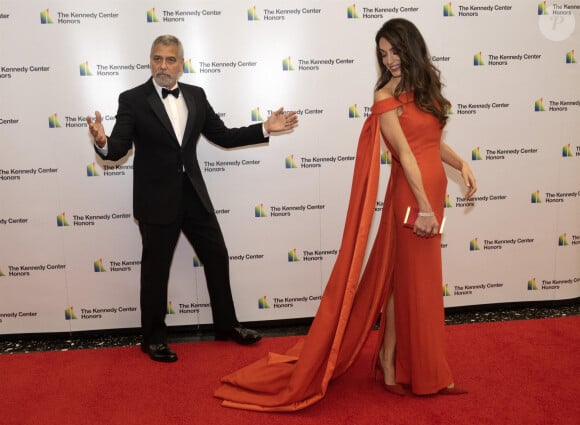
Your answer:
[180,84,197,148]
[145,81,180,146]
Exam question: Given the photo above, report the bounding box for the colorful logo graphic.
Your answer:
[538,1,548,15]
[247,6,259,21]
[472,147,482,161]
[285,154,298,169]
[566,50,576,64]
[444,194,453,208]
[193,256,203,267]
[258,296,270,309]
[56,213,69,227]
[562,144,573,157]
[531,190,542,203]
[80,61,93,76]
[255,203,267,218]
[93,258,107,272]
[288,248,300,262]
[0,267,5,277]
[183,59,195,73]
[558,233,568,246]
[380,150,392,165]
[347,4,359,19]
[535,98,545,112]
[147,8,159,22]
[40,9,53,24]
[527,278,538,290]
[349,104,360,118]
[443,3,454,17]
[348,103,360,118]
[65,307,77,320]
[473,52,485,66]
[442,284,451,296]
[87,163,99,177]
[167,301,176,314]
[282,57,294,71]
[470,238,480,251]
[251,107,263,122]
[48,113,61,128]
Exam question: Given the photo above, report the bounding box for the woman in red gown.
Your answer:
[372,18,477,396]
[214,18,477,411]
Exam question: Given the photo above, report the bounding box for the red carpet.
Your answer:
[1,316,578,425]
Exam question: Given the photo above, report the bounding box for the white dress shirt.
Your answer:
[152,79,188,145]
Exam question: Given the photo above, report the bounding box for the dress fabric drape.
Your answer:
[214,95,451,411]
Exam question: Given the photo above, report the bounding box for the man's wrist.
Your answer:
[95,138,108,154]
[262,123,270,138]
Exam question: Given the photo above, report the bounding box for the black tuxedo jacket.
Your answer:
[96,78,268,224]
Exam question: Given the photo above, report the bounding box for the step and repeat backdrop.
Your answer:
[1,1,578,334]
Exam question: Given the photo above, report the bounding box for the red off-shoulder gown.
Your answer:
[214,94,453,411]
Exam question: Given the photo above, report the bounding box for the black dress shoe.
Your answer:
[215,326,262,345]
[140,343,178,363]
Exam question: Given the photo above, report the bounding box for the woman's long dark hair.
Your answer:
[375,19,450,127]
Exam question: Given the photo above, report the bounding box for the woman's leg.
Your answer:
[379,293,397,385]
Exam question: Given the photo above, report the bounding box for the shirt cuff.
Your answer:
[262,123,269,138]
[95,140,109,156]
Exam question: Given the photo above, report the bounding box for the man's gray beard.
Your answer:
[153,73,180,88]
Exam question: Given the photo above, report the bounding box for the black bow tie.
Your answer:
[162,87,180,99]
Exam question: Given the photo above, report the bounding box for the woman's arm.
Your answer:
[440,142,477,199]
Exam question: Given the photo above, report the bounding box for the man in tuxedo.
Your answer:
[86,34,298,363]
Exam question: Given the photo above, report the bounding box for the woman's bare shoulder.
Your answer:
[374,86,394,103]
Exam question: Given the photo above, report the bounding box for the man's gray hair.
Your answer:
[150,35,184,58]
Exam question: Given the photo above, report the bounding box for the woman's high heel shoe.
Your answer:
[374,360,407,396]
[438,385,468,395]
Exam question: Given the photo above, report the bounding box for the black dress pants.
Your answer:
[138,175,238,344]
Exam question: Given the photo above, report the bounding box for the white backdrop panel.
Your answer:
[0,1,578,334]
